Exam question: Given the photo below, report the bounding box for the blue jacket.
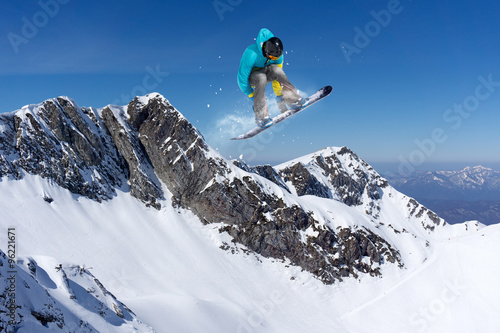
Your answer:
[237,28,284,97]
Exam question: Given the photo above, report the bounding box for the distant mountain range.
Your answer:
[383,166,500,225]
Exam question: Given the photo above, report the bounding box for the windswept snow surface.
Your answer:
[1,173,500,332]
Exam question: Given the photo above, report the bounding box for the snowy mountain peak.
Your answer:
[276,146,388,206]
[133,92,168,108]
[0,93,208,209]
[1,96,129,201]
[461,165,492,172]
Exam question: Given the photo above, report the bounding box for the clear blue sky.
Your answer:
[2,0,500,174]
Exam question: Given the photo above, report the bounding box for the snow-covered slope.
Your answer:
[1,171,499,332]
[1,94,500,332]
[0,245,154,332]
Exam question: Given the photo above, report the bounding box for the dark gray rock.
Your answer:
[0,97,164,208]
[280,162,330,198]
[101,106,163,209]
[5,98,126,201]
[233,160,291,193]
[278,147,388,206]
[129,96,402,284]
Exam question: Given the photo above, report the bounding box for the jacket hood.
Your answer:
[236,28,282,96]
[256,28,275,54]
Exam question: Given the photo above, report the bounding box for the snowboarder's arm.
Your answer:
[237,50,257,97]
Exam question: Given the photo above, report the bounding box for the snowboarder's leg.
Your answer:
[248,69,269,122]
[266,65,302,105]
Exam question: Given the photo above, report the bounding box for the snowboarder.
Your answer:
[237,28,306,129]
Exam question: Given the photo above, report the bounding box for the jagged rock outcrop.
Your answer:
[233,160,291,193]
[277,147,388,205]
[123,95,405,283]
[101,105,163,209]
[0,98,126,201]
[279,162,330,198]
[133,96,218,211]
[0,96,163,207]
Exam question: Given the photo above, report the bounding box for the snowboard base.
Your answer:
[231,85,333,140]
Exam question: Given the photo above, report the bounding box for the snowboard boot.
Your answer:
[256,116,274,129]
[289,97,310,111]
[276,95,288,113]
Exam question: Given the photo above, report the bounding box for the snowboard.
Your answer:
[231,85,333,140]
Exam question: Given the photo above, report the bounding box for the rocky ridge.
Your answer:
[0,94,445,286]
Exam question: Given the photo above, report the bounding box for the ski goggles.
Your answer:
[268,54,280,60]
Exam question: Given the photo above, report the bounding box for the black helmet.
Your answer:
[263,37,283,59]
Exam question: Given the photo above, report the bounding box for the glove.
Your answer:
[248,91,255,101]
